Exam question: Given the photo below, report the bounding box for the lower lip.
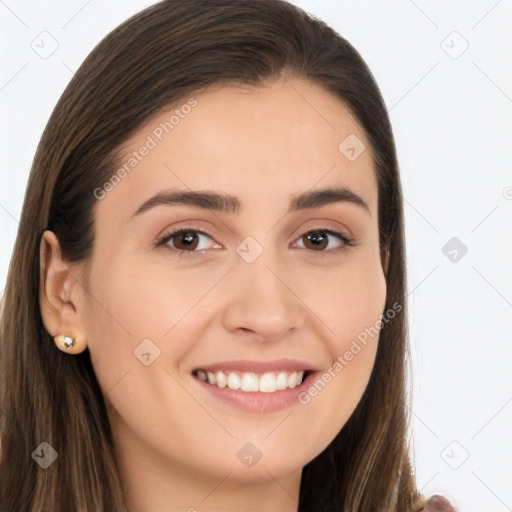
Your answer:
[193,372,317,413]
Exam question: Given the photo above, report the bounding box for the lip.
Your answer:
[192,367,320,413]
[192,358,320,374]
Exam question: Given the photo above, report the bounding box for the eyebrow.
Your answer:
[131,186,371,219]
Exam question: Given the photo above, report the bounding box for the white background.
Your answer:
[1,1,511,510]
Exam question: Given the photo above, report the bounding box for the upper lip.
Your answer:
[193,358,321,374]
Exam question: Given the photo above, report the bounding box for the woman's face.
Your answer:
[75,77,386,487]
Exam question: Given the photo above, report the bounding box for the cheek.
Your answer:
[331,264,386,350]
[297,255,386,400]
[81,257,221,388]
[293,261,386,448]
[294,253,387,348]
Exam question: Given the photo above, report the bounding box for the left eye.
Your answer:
[155,228,353,257]
[293,229,353,252]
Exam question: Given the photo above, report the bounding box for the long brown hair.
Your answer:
[0,0,428,510]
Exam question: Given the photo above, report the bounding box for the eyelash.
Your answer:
[154,226,354,258]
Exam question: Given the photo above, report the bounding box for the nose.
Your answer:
[220,253,305,343]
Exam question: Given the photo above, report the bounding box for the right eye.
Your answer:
[155,228,221,257]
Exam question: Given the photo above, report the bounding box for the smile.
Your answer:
[192,369,309,392]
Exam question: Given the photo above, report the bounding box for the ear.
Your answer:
[39,230,88,354]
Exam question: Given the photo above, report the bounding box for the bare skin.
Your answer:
[40,76,387,512]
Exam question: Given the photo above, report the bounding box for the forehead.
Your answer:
[98,77,377,221]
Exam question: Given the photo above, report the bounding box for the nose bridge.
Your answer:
[221,241,304,340]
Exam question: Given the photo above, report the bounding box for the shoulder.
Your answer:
[426,494,456,511]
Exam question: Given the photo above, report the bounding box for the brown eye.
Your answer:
[296,229,352,252]
[303,230,329,250]
[171,230,200,251]
[155,228,219,256]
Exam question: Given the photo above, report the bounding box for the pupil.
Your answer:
[310,233,323,244]
[177,230,198,250]
[182,232,194,245]
[308,231,327,249]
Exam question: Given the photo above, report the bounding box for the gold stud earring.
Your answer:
[55,334,75,350]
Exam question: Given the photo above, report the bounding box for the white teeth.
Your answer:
[240,372,259,392]
[216,371,227,388]
[227,373,241,390]
[287,372,298,388]
[197,369,306,392]
[259,372,277,392]
[276,371,288,390]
